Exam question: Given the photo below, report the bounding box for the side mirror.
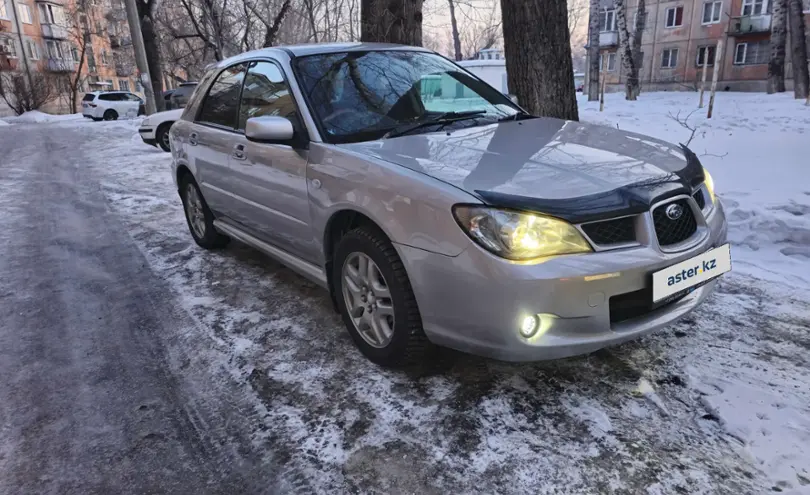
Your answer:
[245,116,295,143]
[508,94,519,105]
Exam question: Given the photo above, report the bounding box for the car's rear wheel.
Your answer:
[156,122,172,152]
[103,109,118,121]
[334,227,429,367]
[180,175,229,249]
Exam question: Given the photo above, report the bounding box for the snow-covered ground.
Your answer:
[4,92,809,493]
[0,110,84,124]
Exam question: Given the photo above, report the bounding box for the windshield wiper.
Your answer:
[382,110,487,139]
[497,111,536,122]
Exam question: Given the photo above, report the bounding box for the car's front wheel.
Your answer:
[334,226,429,367]
[156,122,172,152]
[180,175,229,249]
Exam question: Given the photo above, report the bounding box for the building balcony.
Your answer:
[41,23,69,39]
[729,15,772,36]
[599,31,619,46]
[46,58,75,72]
[116,64,134,77]
[109,35,132,48]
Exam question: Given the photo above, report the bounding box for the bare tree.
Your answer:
[767,0,788,93]
[448,0,462,60]
[360,0,424,45]
[787,0,809,99]
[615,0,645,99]
[0,72,58,115]
[586,0,599,101]
[500,0,578,119]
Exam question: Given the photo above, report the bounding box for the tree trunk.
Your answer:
[448,0,462,60]
[263,0,292,47]
[141,15,165,110]
[788,0,809,99]
[587,0,600,101]
[500,0,579,120]
[615,0,644,100]
[767,0,788,93]
[360,0,424,46]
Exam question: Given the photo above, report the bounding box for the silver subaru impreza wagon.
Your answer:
[170,42,730,366]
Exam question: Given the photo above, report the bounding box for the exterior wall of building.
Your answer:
[590,0,810,93]
[1,0,136,115]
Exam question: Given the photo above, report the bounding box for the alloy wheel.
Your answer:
[185,184,206,238]
[341,252,395,348]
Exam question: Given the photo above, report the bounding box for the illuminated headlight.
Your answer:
[703,167,716,203]
[453,206,592,261]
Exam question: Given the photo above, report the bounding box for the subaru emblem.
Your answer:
[665,204,684,220]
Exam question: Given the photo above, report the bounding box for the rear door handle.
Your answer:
[189,132,198,146]
[232,143,247,161]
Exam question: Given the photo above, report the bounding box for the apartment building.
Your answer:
[0,0,139,115]
[590,0,810,92]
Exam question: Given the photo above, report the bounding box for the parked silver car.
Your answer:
[170,43,730,366]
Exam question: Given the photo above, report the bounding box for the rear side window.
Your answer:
[82,94,96,102]
[197,64,246,128]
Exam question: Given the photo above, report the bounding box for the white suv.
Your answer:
[82,91,144,121]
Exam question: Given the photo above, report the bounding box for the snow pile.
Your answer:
[6,111,83,124]
[0,119,9,126]
[581,92,810,288]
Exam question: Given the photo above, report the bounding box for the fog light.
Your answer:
[519,314,540,338]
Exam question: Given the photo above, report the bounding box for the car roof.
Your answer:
[213,42,431,69]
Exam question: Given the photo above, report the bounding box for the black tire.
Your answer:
[179,175,230,249]
[103,109,118,121]
[333,226,430,367]
[92,117,101,122]
[156,122,172,152]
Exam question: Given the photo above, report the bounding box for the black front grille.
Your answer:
[693,190,706,209]
[652,199,697,246]
[581,216,636,245]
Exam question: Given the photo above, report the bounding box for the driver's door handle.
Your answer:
[189,132,198,146]
[232,143,247,161]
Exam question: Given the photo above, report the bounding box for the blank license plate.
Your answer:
[652,243,731,302]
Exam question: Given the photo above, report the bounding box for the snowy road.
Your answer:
[0,124,282,494]
[2,95,809,494]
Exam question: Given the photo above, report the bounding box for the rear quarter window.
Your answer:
[82,94,96,102]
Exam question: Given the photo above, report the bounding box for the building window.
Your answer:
[0,37,17,58]
[696,45,716,66]
[24,39,39,60]
[734,41,769,64]
[46,40,64,59]
[18,3,33,23]
[37,3,63,24]
[665,6,684,27]
[600,52,617,71]
[71,45,80,62]
[101,50,109,65]
[702,1,722,23]
[0,0,8,19]
[741,0,767,15]
[119,79,130,91]
[661,48,679,68]
[599,9,616,32]
[804,0,810,12]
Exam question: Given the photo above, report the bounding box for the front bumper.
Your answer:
[397,202,729,361]
[139,126,156,146]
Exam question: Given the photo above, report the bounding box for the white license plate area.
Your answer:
[652,244,731,302]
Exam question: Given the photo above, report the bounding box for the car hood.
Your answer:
[338,118,705,223]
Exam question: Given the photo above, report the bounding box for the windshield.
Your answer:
[293,50,521,143]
